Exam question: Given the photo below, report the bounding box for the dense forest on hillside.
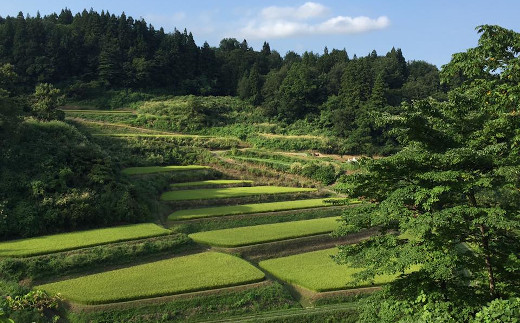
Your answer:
[0,9,447,154]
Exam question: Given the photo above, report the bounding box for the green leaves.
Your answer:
[335,24,520,317]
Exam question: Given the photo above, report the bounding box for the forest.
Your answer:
[1,8,519,323]
[0,9,446,154]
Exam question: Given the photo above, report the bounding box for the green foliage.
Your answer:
[473,298,520,322]
[0,119,154,240]
[247,133,340,153]
[0,223,170,257]
[0,234,193,281]
[31,83,64,121]
[334,24,520,319]
[0,279,61,323]
[188,217,341,247]
[6,290,62,316]
[121,165,209,175]
[161,186,315,201]
[133,95,250,133]
[67,282,298,322]
[225,149,346,184]
[37,252,265,304]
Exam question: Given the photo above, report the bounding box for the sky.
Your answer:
[1,0,519,67]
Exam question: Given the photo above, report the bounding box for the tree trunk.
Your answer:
[468,193,498,298]
[479,224,498,298]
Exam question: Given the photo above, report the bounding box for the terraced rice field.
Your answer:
[170,179,253,188]
[188,217,341,247]
[122,165,210,175]
[260,249,384,292]
[259,248,419,292]
[160,186,316,201]
[37,252,265,304]
[169,198,350,220]
[0,223,170,257]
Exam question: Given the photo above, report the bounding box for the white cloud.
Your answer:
[261,2,329,20]
[239,2,390,39]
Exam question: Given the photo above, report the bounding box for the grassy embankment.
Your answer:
[169,198,353,220]
[160,186,316,201]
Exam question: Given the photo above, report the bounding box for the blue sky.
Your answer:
[1,0,519,67]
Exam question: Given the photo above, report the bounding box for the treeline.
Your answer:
[0,9,446,154]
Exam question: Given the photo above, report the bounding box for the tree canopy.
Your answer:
[334,25,520,321]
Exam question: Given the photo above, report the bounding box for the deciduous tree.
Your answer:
[334,25,520,320]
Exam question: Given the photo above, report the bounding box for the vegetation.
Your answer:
[160,186,316,201]
[259,248,416,292]
[0,234,193,281]
[121,165,209,175]
[333,25,520,321]
[169,179,253,188]
[188,217,341,247]
[0,6,518,322]
[0,223,170,257]
[173,208,345,235]
[0,9,445,154]
[37,252,265,304]
[169,198,352,220]
[67,282,299,322]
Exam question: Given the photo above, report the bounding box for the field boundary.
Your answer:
[67,281,272,313]
[212,228,377,261]
[168,205,351,224]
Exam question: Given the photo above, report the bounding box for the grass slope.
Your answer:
[122,165,210,175]
[63,109,134,114]
[188,217,340,247]
[170,179,253,188]
[169,198,349,220]
[161,186,316,201]
[37,252,265,304]
[259,248,418,292]
[0,223,170,257]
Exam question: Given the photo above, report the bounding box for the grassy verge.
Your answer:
[172,208,345,234]
[160,186,316,201]
[66,282,299,322]
[169,179,253,189]
[122,165,210,175]
[259,248,419,292]
[188,217,341,247]
[63,109,134,114]
[0,223,170,257]
[38,252,265,304]
[169,198,352,220]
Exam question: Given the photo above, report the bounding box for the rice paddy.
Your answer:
[259,248,418,292]
[37,252,265,304]
[188,217,341,247]
[0,223,170,257]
